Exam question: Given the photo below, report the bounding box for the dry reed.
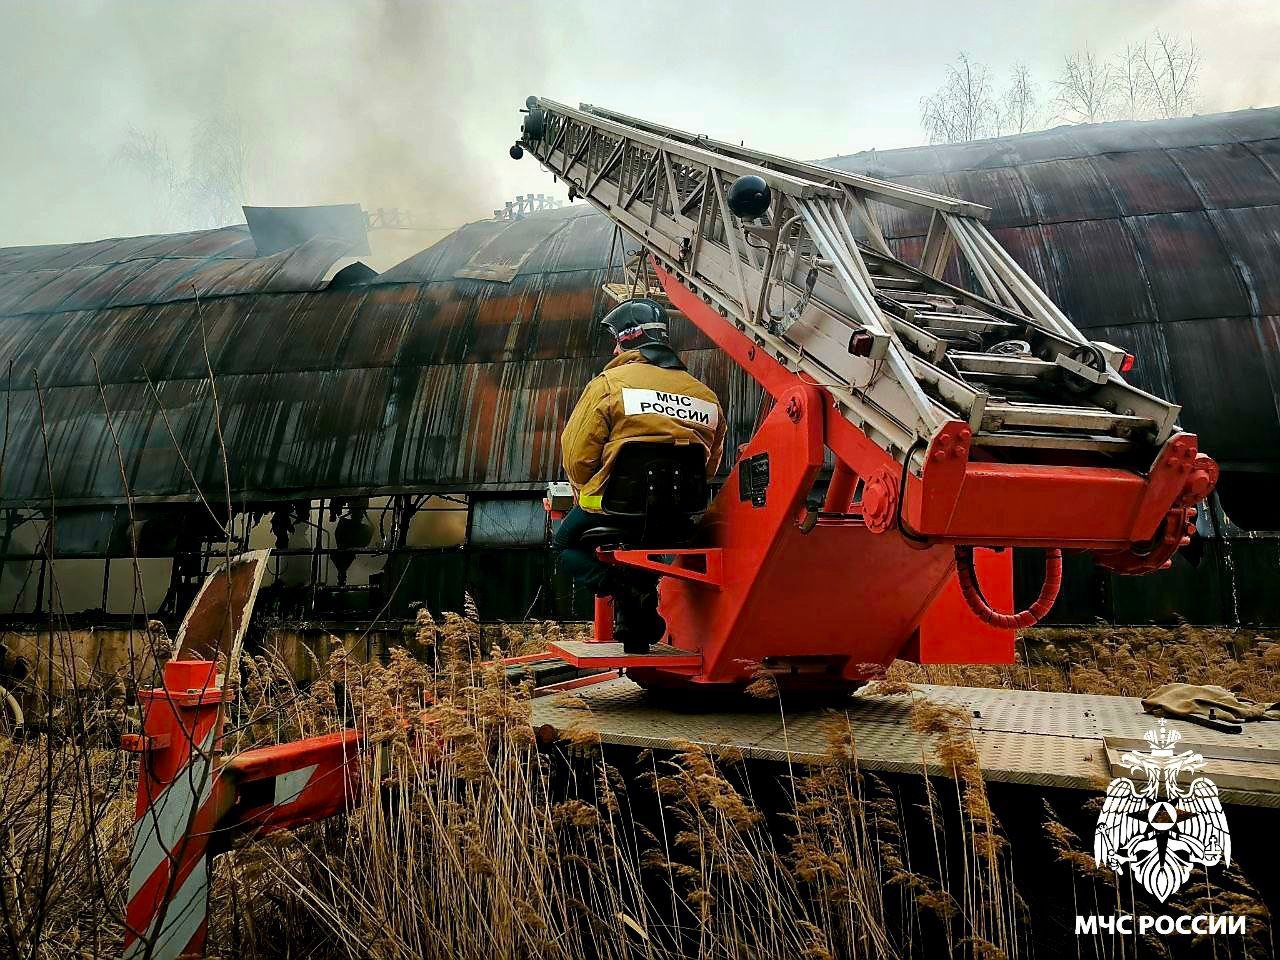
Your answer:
[0,619,1274,957]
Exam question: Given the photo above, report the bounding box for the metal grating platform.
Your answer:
[529,679,1280,808]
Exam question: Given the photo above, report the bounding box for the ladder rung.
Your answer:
[950,352,1053,377]
[917,313,1019,335]
[891,292,960,310]
[973,432,1133,453]
[982,402,1155,434]
[886,315,948,364]
[869,275,923,291]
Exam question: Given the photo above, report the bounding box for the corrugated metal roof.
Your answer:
[2,107,1279,525]
[0,225,353,317]
[0,207,760,507]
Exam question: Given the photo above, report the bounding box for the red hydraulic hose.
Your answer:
[954,546,1063,630]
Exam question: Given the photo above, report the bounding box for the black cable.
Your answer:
[894,438,932,545]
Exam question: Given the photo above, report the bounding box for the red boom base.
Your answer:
[566,381,1015,692]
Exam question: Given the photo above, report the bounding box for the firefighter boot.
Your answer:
[613,583,645,655]
[636,577,666,646]
[615,577,664,654]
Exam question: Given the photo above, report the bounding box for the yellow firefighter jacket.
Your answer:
[561,350,726,513]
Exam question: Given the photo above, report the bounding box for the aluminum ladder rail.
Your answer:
[513,97,1182,473]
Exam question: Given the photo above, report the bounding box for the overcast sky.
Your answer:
[2,0,1278,250]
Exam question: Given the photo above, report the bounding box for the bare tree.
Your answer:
[115,127,185,232]
[1137,31,1199,119]
[999,63,1040,135]
[115,114,254,233]
[185,114,254,229]
[1054,46,1115,124]
[920,53,999,144]
[1112,43,1151,120]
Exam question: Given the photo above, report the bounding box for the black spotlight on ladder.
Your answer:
[726,174,771,219]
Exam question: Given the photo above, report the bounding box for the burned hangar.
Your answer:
[1,107,1278,630]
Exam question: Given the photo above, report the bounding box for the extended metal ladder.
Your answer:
[512,98,1182,471]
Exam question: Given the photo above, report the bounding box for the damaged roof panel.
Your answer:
[0,228,354,317]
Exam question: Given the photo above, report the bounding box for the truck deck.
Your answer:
[530,676,1280,808]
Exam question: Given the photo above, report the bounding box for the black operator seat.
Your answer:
[576,441,710,550]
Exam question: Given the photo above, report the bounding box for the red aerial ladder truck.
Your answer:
[120,100,1215,958]
[510,97,1216,689]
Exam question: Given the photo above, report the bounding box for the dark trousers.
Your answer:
[552,505,635,594]
[554,505,672,646]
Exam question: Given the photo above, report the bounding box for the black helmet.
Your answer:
[601,297,669,347]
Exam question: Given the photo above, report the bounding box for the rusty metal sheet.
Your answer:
[986,224,1069,312]
[98,229,313,308]
[1037,220,1158,328]
[0,346,758,507]
[108,227,253,262]
[1147,110,1275,149]
[1208,206,1280,316]
[1245,137,1280,183]
[1160,316,1280,467]
[0,269,66,317]
[2,306,163,389]
[0,226,343,318]
[175,549,271,668]
[0,310,41,372]
[1020,157,1122,222]
[822,145,948,179]
[3,262,117,316]
[257,236,360,292]
[1056,122,1164,156]
[100,257,212,308]
[151,226,257,261]
[378,219,504,282]
[391,205,618,283]
[0,236,133,275]
[0,228,249,277]
[1168,142,1280,209]
[1127,211,1251,322]
[944,166,1038,228]
[1081,321,1178,402]
[858,175,938,239]
[54,259,166,312]
[1093,149,1202,216]
[4,108,1280,518]
[179,238,324,299]
[453,210,576,282]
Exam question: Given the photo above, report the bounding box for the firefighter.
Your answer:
[555,298,726,653]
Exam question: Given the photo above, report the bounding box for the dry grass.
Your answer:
[891,623,1280,702]
[0,680,135,958]
[0,619,1274,958]
[206,629,1028,959]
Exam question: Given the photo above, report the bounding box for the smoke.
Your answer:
[1,0,1278,251]
[0,0,555,248]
